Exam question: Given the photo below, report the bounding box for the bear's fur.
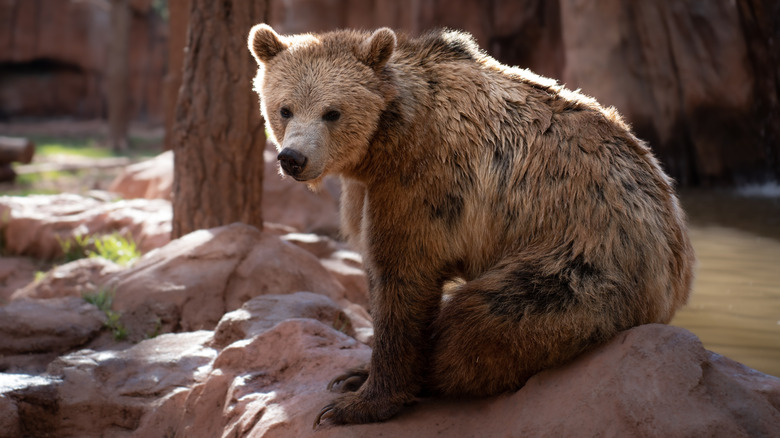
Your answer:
[248,24,695,426]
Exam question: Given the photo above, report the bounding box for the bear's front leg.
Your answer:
[315,272,442,427]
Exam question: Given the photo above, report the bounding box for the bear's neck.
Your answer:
[351,62,438,189]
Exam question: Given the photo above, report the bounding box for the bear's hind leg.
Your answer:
[429,260,622,397]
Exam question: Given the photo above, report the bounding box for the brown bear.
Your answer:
[248,24,695,426]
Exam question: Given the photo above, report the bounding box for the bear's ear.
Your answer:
[357,27,396,71]
[248,24,288,64]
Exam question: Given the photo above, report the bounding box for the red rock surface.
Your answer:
[0,193,171,259]
[0,208,777,436]
[108,151,173,200]
[0,256,39,303]
[172,324,780,438]
[11,257,122,301]
[0,297,104,356]
[106,223,351,339]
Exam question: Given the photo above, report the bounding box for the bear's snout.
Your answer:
[278,148,308,178]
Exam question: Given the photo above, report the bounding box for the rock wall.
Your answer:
[258,0,779,186]
[2,1,775,184]
[0,0,167,122]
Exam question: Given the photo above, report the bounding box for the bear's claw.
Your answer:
[313,404,336,429]
[327,368,369,393]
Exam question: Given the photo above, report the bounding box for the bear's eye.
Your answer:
[322,110,341,122]
[280,107,293,119]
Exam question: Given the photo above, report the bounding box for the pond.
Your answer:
[671,188,780,377]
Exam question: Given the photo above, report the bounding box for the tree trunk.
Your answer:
[163,0,191,151]
[171,0,268,239]
[108,0,131,152]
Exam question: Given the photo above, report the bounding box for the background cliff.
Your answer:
[1,0,778,184]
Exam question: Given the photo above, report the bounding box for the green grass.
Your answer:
[27,135,159,159]
[2,133,161,196]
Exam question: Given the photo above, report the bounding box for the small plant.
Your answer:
[34,271,47,282]
[83,286,114,312]
[91,233,140,266]
[57,233,140,266]
[333,312,351,334]
[105,311,129,341]
[83,287,128,341]
[146,317,163,340]
[57,234,91,262]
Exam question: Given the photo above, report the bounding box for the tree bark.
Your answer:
[108,0,131,152]
[171,0,267,238]
[163,0,191,151]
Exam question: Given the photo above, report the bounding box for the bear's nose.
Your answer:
[277,148,308,177]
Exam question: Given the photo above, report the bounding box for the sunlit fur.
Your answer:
[249,24,695,426]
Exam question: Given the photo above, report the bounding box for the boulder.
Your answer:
[320,250,369,309]
[0,256,39,303]
[108,150,174,200]
[11,257,122,301]
[280,233,369,308]
[0,297,105,356]
[211,292,371,349]
[1,331,217,438]
[169,318,372,438]
[106,223,346,340]
[174,324,780,437]
[0,193,172,259]
[2,302,779,437]
[281,232,343,259]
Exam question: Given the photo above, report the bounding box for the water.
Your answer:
[671,189,780,377]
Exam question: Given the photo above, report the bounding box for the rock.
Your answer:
[0,256,40,303]
[212,292,365,349]
[0,373,57,438]
[2,308,779,436]
[170,318,372,438]
[176,324,780,437]
[0,386,21,438]
[32,331,214,438]
[281,232,342,259]
[106,223,346,340]
[279,234,369,308]
[108,151,174,200]
[0,297,105,356]
[0,193,172,259]
[320,250,369,309]
[11,257,122,301]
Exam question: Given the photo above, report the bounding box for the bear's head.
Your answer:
[248,24,397,186]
